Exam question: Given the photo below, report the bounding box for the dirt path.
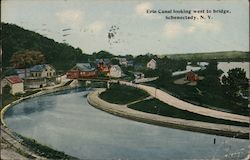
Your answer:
[120,81,249,123]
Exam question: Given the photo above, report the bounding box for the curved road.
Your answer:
[120,81,250,123]
[88,89,249,138]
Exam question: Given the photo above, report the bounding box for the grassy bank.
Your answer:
[19,135,78,159]
[128,99,249,127]
[99,83,149,104]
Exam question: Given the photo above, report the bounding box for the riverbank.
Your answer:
[87,88,249,139]
[1,81,79,159]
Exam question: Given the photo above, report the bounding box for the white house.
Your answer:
[147,59,157,70]
[25,64,57,89]
[3,76,24,95]
[30,64,56,78]
[109,65,122,78]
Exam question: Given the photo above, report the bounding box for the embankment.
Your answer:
[87,88,249,139]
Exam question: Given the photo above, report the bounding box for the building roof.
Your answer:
[5,75,23,84]
[30,64,55,72]
[96,59,110,65]
[15,68,30,74]
[76,63,95,71]
[148,59,156,63]
[110,65,121,71]
[30,64,45,72]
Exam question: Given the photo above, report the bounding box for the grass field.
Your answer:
[99,83,149,105]
[128,98,249,127]
[147,74,249,116]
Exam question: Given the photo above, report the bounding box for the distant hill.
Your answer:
[2,23,91,71]
[165,51,249,61]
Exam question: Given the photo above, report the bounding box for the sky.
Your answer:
[1,0,249,56]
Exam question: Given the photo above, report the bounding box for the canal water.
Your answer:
[4,89,249,159]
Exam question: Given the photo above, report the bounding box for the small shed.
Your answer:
[186,71,199,81]
[4,76,24,95]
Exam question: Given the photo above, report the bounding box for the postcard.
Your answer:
[1,0,249,159]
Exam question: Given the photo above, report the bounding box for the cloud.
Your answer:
[56,9,84,28]
[88,21,106,33]
[163,22,185,38]
[163,20,222,39]
[136,2,152,16]
[135,2,160,19]
[193,20,222,32]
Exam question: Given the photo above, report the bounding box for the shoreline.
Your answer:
[0,84,80,159]
[87,88,250,139]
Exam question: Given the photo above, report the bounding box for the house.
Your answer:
[30,64,56,78]
[24,64,56,89]
[67,63,97,79]
[2,76,24,95]
[15,68,31,79]
[118,58,128,66]
[147,59,157,70]
[134,72,145,79]
[186,71,199,81]
[96,59,110,73]
[127,60,134,67]
[109,65,122,78]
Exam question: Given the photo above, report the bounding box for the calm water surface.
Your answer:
[5,89,250,160]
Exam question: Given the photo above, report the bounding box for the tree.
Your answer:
[111,59,119,65]
[10,50,45,77]
[222,68,248,98]
[199,61,223,88]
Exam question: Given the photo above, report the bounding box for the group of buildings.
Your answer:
[66,58,158,80]
[1,56,200,95]
[1,64,59,95]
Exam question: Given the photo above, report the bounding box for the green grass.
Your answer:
[147,77,249,116]
[128,99,249,127]
[99,83,149,104]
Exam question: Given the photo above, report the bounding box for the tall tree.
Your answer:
[10,50,45,77]
[222,68,248,98]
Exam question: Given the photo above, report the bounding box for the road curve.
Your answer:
[119,81,250,124]
[87,88,249,139]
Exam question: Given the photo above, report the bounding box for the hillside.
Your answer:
[165,51,249,61]
[1,23,90,71]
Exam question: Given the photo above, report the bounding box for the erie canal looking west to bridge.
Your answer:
[3,87,250,160]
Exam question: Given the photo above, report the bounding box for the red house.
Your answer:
[97,59,110,73]
[186,71,199,81]
[66,63,97,79]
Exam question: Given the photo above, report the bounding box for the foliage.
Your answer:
[99,83,149,104]
[10,50,45,68]
[222,68,249,98]
[2,23,90,71]
[128,99,248,127]
[1,68,18,78]
[198,60,223,87]
[111,58,119,65]
[166,51,249,61]
[148,62,249,116]
[90,50,114,60]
